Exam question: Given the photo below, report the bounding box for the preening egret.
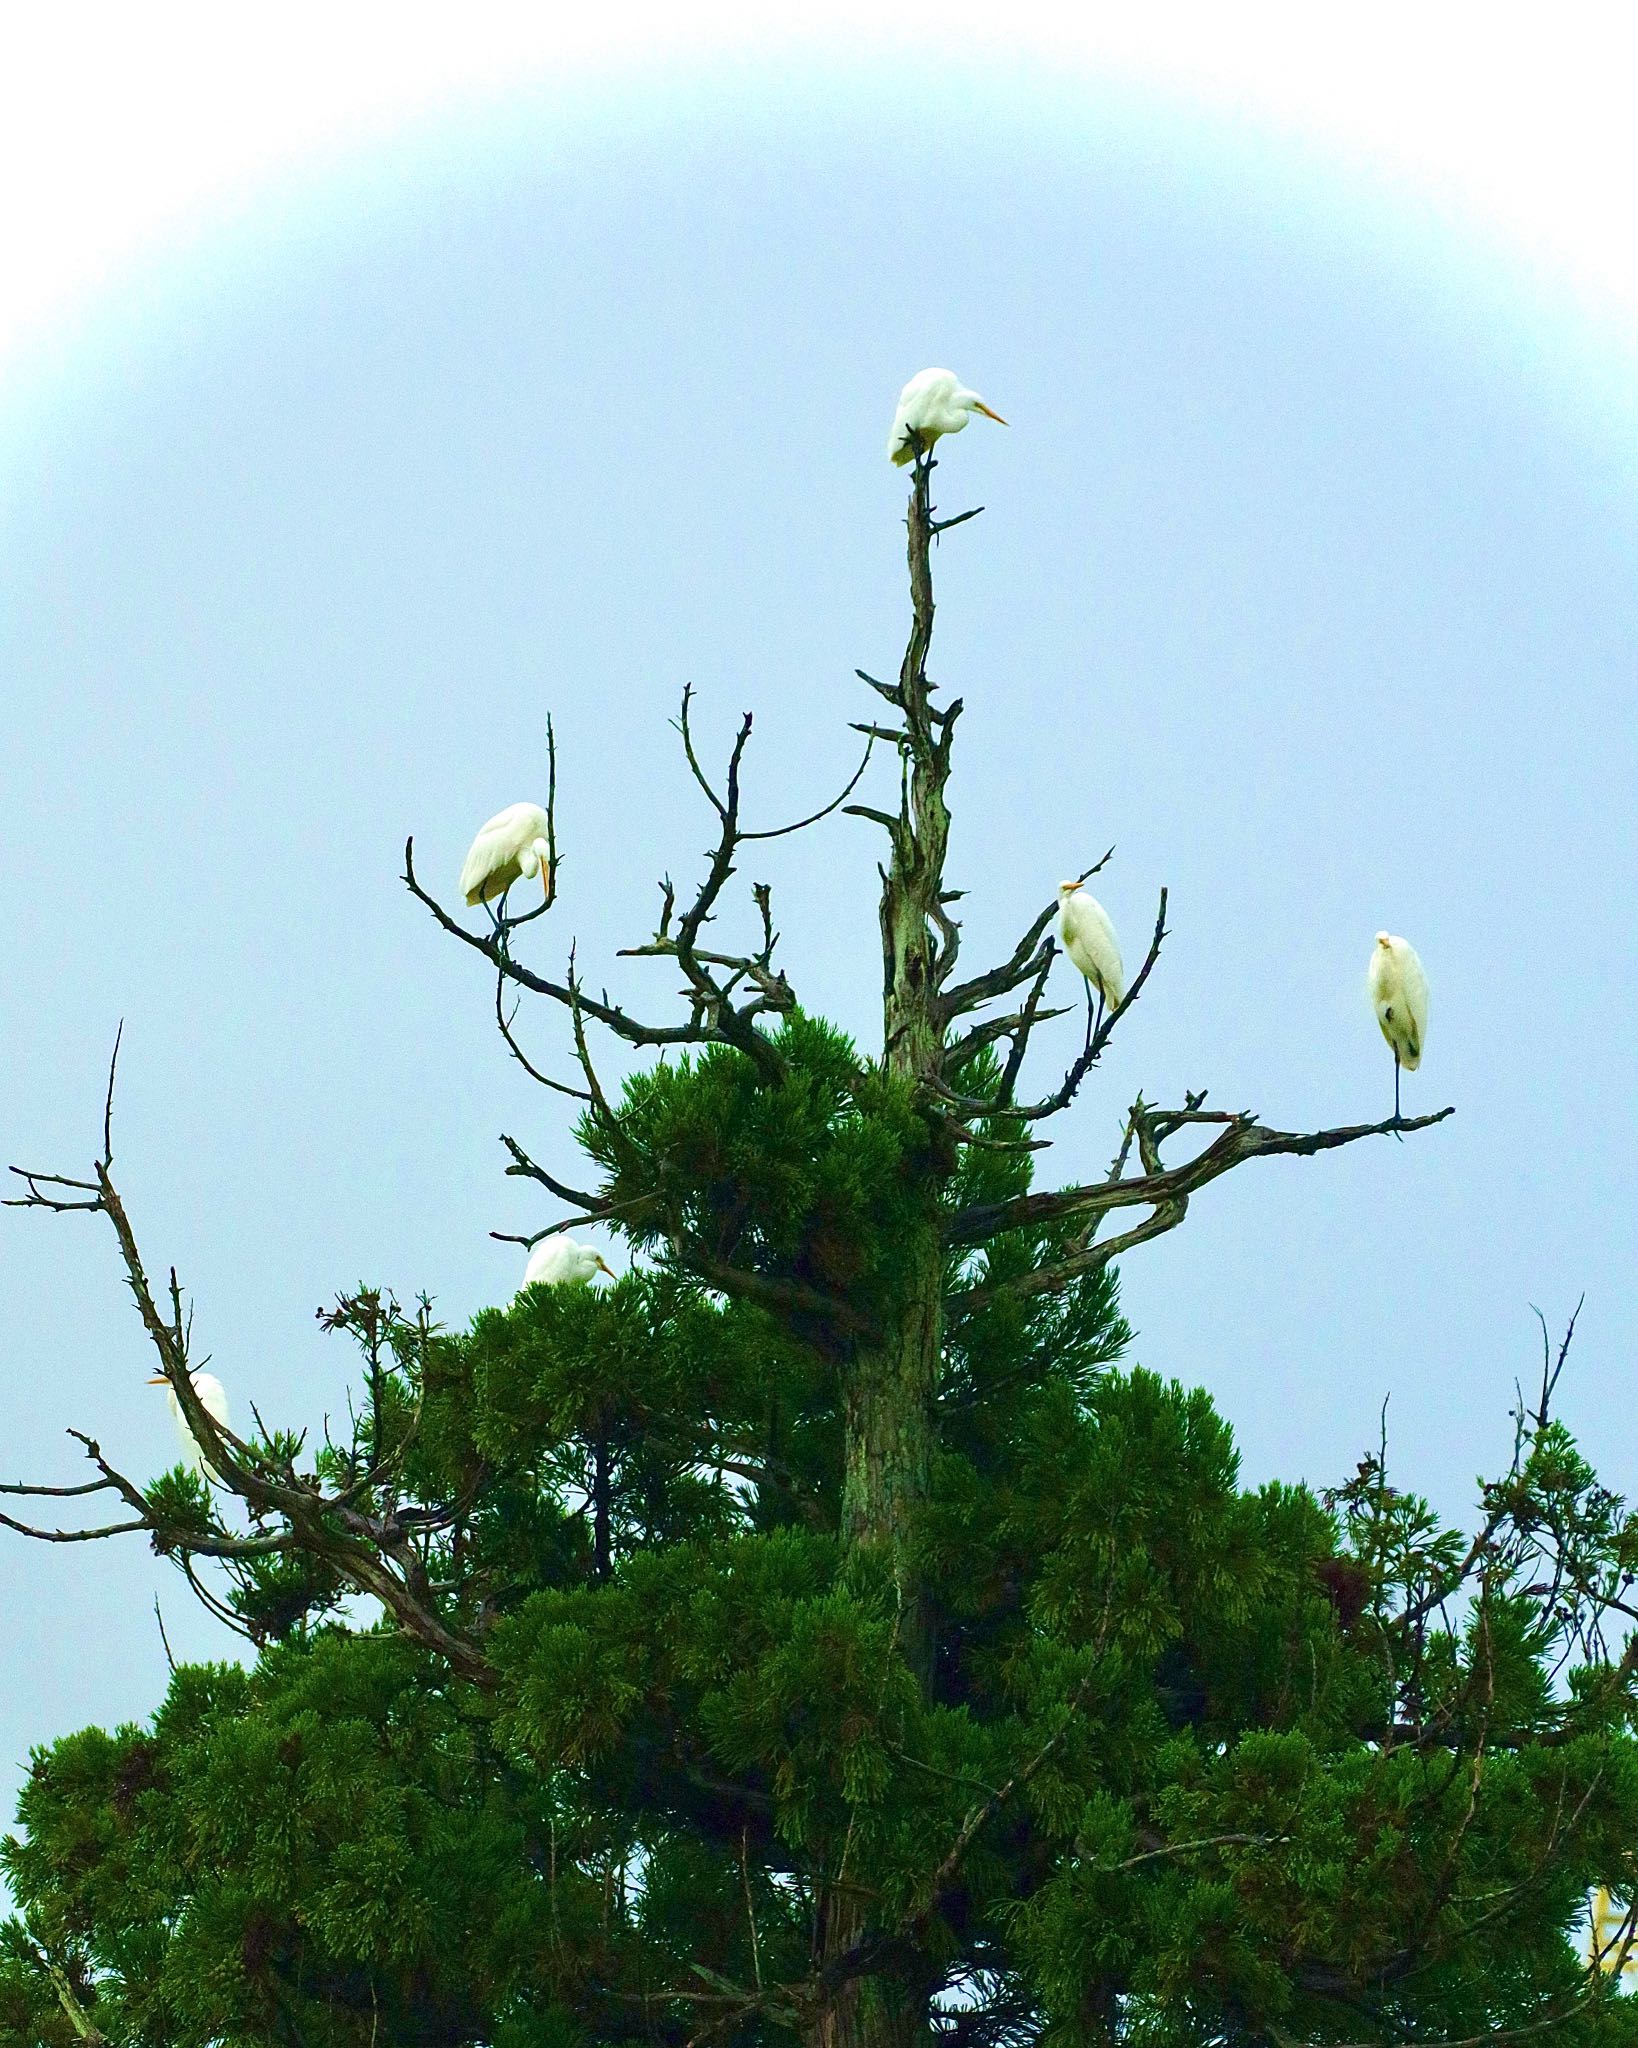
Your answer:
[1057,882,1125,1036]
[520,1235,616,1291]
[888,368,1006,466]
[148,1370,230,1476]
[1367,931,1429,1123]
[460,803,552,908]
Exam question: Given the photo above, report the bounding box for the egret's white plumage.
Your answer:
[149,1370,230,1476]
[520,1235,616,1292]
[1057,882,1125,1014]
[1367,931,1429,1119]
[888,368,1006,466]
[460,802,552,908]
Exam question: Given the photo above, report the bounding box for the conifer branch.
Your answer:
[1098,1828,1293,1871]
[680,1246,877,1343]
[20,1931,109,2046]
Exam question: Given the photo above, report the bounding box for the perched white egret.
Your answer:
[520,1235,616,1292]
[888,368,1007,466]
[460,802,552,908]
[148,1370,230,1476]
[1367,931,1429,1123]
[1057,881,1125,1044]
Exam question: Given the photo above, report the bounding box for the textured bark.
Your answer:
[841,1219,941,1653]
[812,1929,928,2048]
[840,452,954,1640]
[816,450,953,2048]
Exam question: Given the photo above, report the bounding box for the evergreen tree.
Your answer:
[5,444,1637,2046]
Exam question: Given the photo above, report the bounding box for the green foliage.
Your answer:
[586,1013,940,1326]
[6,1020,1638,2046]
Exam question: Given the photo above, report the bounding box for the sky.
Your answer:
[1,5,1636,1867]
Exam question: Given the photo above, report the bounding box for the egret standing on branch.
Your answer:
[148,1370,230,1477]
[888,368,1007,466]
[519,1235,616,1292]
[1367,930,1429,1124]
[460,802,552,909]
[1057,882,1125,1039]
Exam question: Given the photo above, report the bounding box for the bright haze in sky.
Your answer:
[5,4,1638,368]
[1,1,1635,1863]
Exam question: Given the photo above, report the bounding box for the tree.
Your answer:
[4,442,1637,2047]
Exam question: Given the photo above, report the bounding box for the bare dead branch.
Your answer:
[741,730,875,842]
[494,974,592,1100]
[0,1475,122,1499]
[854,666,903,709]
[481,715,561,940]
[949,1103,1457,1277]
[100,1020,123,1169]
[562,960,653,1189]
[1531,1293,1584,1431]
[938,847,1114,1021]
[7,1107,498,1682]
[404,838,707,1053]
[944,995,1072,1071]
[942,890,1170,1127]
[4,1166,103,1212]
[0,1508,151,1543]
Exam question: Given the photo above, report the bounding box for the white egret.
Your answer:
[520,1235,616,1292]
[148,1370,230,1476]
[460,802,552,908]
[1367,931,1429,1123]
[888,368,1006,466]
[1057,882,1125,1038]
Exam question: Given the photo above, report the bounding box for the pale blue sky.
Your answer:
[2,63,1635,1849]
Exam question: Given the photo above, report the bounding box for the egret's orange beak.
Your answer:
[147,1374,168,1386]
[973,402,1007,424]
[595,1255,616,1278]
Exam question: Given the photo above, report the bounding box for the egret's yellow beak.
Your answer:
[973,402,1007,424]
[595,1255,616,1278]
[147,1374,168,1386]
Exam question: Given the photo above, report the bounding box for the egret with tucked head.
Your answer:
[1057,882,1125,1039]
[520,1235,616,1292]
[888,368,1006,466]
[460,802,552,909]
[1367,931,1428,1125]
[148,1370,230,1477]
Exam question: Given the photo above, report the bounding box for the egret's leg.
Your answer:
[1083,978,1096,1053]
[489,888,513,954]
[1392,1053,1404,1139]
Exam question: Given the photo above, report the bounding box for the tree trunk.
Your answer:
[840,1217,941,1666]
[814,446,955,2048]
[811,1890,929,2048]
